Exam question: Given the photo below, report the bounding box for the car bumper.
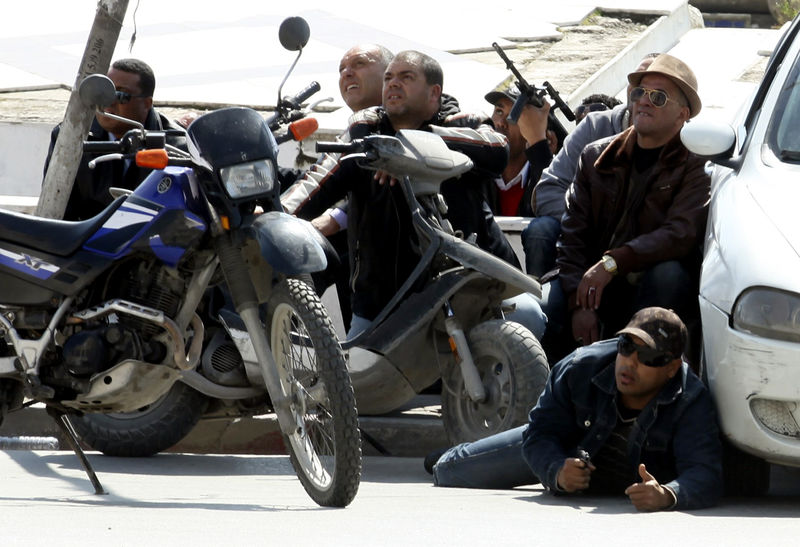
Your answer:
[701,297,800,467]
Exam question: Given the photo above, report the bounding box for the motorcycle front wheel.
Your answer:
[267,278,361,507]
[441,319,549,444]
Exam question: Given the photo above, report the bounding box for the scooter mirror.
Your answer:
[78,74,117,108]
[278,16,310,51]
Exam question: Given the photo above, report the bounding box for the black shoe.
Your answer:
[423,448,447,475]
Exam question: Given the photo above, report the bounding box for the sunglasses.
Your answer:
[617,334,675,368]
[629,86,678,108]
[115,90,149,104]
[575,102,609,119]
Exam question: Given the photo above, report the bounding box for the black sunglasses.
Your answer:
[617,334,675,368]
[115,90,149,104]
[629,86,678,108]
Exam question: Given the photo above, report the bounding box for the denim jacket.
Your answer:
[521,339,723,510]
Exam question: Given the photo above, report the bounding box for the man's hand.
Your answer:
[310,213,342,237]
[624,464,676,512]
[443,111,486,128]
[576,260,614,310]
[545,129,558,155]
[556,457,596,492]
[374,169,398,186]
[571,308,599,346]
[516,101,550,146]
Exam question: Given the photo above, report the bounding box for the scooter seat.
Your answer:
[0,196,125,257]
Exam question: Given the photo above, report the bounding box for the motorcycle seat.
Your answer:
[0,196,125,257]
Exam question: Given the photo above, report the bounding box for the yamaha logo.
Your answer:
[157,177,172,193]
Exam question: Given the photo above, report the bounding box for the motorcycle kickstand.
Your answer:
[47,409,107,495]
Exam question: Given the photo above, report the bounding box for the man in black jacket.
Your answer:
[285,50,542,337]
[43,58,186,221]
[541,54,709,363]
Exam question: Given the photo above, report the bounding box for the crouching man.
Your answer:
[431,307,722,511]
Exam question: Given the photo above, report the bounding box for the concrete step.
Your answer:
[0,395,449,459]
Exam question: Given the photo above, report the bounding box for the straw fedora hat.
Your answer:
[627,53,701,118]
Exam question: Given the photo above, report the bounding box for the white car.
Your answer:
[681,17,800,495]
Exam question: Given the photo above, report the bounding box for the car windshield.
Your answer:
[769,50,800,161]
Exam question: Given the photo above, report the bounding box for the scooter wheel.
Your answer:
[441,319,548,444]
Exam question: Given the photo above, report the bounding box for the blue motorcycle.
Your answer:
[0,17,360,507]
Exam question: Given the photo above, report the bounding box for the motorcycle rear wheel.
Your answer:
[70,381,209,457]
[441,319,549,444]
[268,278,361,507]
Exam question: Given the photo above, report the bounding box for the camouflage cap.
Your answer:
[485,75,521,106]
[616,307,687,358]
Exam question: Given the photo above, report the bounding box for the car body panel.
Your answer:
[701,301,800,465]
[683,16,800,466]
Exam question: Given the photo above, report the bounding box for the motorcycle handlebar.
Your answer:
[285,81,321,109]
[268,81,321,129]
[83,141,123,154]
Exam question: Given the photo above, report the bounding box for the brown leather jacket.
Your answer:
[557,126,710,303]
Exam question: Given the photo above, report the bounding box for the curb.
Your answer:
[0,396,450,459]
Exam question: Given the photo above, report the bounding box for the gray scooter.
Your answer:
[317,130,549,443]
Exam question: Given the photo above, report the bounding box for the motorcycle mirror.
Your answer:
[278,17,310,52]
[78,74,117,108]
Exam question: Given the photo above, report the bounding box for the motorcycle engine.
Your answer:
[63,261,184,380]
[62,325,143,377]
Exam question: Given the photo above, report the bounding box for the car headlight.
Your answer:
[219,159,276,199]
[733,287,800,343]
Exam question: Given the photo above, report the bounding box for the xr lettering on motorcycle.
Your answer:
[15,254,46,271]
[157,177,172,193]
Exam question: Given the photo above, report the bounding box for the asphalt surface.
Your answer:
[0,450,798,546]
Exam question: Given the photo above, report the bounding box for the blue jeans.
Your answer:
[347,314,372,340]
[504,293,547,340]
[433,425,538,488]
[541,259,697,342]
[521,216,561,278]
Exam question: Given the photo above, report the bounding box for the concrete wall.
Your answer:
[0,121,51,212]
[0,120,340,214]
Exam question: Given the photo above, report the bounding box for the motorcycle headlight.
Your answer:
[219,159,276,199]
[732,287,800,343]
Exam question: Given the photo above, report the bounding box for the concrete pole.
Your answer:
[36,0,129,219]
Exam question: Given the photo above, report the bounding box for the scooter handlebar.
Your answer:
[315,141,361,154]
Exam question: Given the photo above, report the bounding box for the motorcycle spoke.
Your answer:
[268,278,361,506]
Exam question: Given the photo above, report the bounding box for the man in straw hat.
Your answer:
[538,53,710,363]
[429,306,723,511]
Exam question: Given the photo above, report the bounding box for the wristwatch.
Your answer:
[601,254,618,275]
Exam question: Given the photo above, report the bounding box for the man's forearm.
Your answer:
[430,124,509,175]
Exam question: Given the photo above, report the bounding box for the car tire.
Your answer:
[722,439,771,497]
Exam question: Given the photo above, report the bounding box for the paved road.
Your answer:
[1,450,799,545]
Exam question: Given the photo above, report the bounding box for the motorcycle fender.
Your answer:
[440,233,541,298]
[245,212,330,274]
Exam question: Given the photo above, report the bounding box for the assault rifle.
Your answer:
[491,42,576,144]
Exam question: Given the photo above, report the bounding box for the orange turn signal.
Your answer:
[136,149,169,169]
[289,117,318,142]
